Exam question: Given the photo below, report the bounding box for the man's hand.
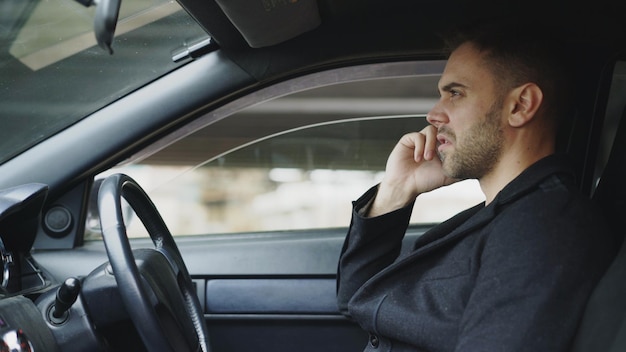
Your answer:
[368,125,458,217]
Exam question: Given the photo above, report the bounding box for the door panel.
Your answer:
[207,317,367,352]
[184,228,426,352]
[205,278,338,314]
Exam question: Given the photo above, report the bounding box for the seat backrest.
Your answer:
[570,107,626,351]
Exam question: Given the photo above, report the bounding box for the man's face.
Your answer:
[428,42,506,180]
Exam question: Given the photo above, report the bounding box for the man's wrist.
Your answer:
[367,184,416,217]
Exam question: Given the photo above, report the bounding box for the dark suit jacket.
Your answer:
[337,155,617,352]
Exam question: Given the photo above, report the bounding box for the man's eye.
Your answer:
[449,89,461,97]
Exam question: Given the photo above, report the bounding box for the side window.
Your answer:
[88,72,484,238]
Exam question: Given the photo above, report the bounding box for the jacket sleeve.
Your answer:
[336,185,414,317]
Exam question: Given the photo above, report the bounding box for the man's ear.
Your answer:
[507,83,543,128]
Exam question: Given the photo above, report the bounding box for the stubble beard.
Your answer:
[438,102,505,180]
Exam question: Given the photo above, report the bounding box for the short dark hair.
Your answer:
[442,18,574,127]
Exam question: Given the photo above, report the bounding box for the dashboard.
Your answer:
[0,183,70,351]
[0,183,50,296]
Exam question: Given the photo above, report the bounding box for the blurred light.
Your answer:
[269,168,303,182]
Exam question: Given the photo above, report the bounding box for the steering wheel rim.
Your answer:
[98,173,210,352]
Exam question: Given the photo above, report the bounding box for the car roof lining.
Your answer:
[176,0,501,78]
[176,0,626,84]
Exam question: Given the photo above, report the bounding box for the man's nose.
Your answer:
[426,103,448,127]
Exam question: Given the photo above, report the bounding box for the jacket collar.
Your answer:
[495,154,576,206]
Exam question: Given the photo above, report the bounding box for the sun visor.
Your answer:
[214,0,320,48]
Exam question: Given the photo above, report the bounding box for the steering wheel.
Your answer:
[97,173,210,352]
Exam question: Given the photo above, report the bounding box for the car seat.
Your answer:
[570,106,626,351]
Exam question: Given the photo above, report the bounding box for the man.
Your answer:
[336,19,617,351]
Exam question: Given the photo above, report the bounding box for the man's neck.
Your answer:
[479,150,554,205]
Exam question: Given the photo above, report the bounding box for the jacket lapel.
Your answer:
[384,203,495,274]
[411,203,487,251]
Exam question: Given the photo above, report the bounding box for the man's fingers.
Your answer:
[398,132,424,162]
[399,126,438,162]
[421,125,438,161]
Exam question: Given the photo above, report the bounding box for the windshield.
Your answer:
[0,0,208,164]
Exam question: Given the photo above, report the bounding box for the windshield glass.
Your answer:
[0,0,208,164]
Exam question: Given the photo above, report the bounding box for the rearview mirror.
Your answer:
[75,0,121,54]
